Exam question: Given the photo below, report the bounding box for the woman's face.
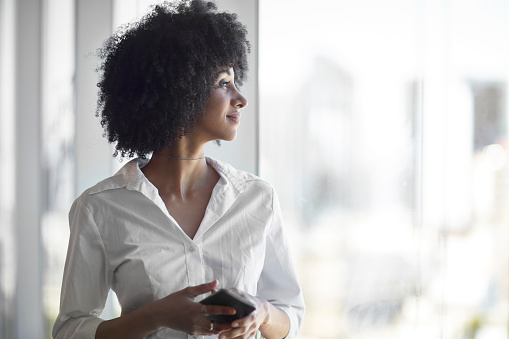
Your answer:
[192,67,248,142]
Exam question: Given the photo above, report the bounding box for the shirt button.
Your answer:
[190,247,196,253]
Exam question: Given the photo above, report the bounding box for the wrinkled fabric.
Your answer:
[53,157,304,339]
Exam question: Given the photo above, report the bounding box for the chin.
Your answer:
[221,129,238,142]
[223,134,237,142]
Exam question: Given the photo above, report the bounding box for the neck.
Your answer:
[142,143,210,199]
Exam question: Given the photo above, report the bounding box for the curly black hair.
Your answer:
[96,0,250,158]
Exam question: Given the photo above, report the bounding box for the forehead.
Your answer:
[214,67,234,78]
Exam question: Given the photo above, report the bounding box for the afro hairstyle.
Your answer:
[96,0,250,158]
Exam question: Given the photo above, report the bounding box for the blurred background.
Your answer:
[2,0,509,338]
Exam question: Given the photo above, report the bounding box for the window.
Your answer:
[259,0,509,337]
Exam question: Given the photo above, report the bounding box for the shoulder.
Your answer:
[74,173,123,204]
[73,158,147,206]
[71,161,140,218]
[207,157,274,194]
[69,177,122,223]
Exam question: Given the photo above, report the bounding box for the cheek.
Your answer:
[204,102,228,121]
[205,90,229,110]
[197,107,225,131]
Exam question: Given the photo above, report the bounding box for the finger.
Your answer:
[211,321,232,333]
[205,305,236,316]
[201,304,208,316]
[218,325,252,339]
[205,320,233,336]
[231,311,256,328]
[183,280,219,298]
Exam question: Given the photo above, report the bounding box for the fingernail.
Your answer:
[232,322,239,327]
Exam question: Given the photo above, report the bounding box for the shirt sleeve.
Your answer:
[257,188,305,338]
[52,198,111,339]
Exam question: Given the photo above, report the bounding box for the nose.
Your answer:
[233,89,248,109]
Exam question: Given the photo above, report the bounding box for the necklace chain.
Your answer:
[153,153,206,161]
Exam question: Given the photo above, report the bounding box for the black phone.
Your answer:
[199,289,256,323]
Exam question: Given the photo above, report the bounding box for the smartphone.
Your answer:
[199,289,256,323]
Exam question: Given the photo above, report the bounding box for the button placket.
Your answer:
[195,238,207,284]
[186,242,203,286]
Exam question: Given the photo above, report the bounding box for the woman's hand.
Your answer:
[153,280,237,336]
[95,281,238,339]
[218,291,270,339]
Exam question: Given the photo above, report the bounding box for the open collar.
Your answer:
[87,157,249,241]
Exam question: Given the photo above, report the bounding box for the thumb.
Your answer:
[183,280,219,298]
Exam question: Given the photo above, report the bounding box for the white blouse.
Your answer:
[52,157,305,339]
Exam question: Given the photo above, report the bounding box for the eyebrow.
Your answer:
[215,68,232,77]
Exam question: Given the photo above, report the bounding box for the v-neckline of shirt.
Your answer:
[134,157,242,243]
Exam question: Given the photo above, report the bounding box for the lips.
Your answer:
[226,112,241,123]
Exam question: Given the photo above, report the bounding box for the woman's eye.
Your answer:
[219,80,230,89]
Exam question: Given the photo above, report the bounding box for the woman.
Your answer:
[53,1,304,338]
